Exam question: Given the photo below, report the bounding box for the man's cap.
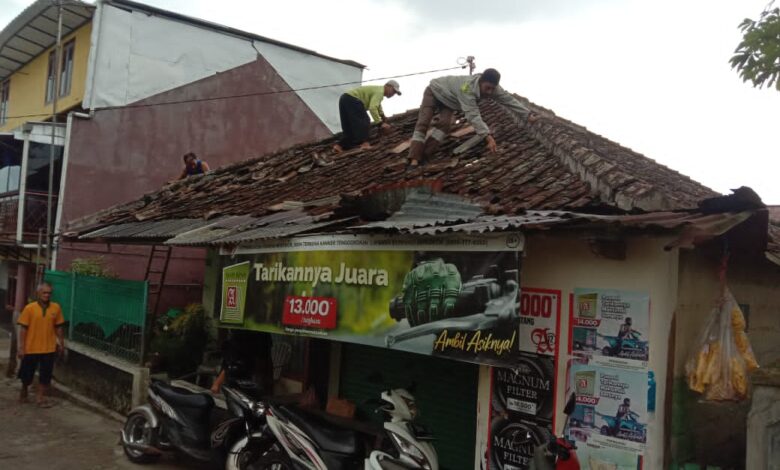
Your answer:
[386,80,402,95]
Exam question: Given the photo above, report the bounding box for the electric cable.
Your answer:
[0,62,469,122]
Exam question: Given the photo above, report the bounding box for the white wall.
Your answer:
[474,233,680,469]
[84,2,362,133]
[253,41,363,133]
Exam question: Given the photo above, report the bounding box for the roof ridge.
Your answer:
[509,94,718,210]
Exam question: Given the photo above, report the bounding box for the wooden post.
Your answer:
[5,263,29,378]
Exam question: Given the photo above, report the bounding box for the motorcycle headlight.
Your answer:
[251,402,266,418]
[390,432,431,469]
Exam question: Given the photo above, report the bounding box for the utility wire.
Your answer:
[0,64,467,122]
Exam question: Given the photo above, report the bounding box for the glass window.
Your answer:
[26,141,63,194]
[45,51,56,104]
[0,80,9,125]
[0,136,22,194]
[59,40,75,97]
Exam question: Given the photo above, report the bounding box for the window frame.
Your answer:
[45,50,56,104]
[0,80,9,125]
[59,39,75,98]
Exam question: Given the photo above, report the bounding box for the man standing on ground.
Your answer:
[332,80,401,154]
[17,282,65,407]
[179,152,210,179]
[408,68,538,165]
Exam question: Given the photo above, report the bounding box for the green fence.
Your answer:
[44,270,148,364]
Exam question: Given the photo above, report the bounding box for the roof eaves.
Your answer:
[105,0,365,69]
[0,0,94,82]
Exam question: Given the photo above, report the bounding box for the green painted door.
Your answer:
[339,343,479,470]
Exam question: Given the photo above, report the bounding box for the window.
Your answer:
[59,40,75,97]
[45,51,56,103]
[0,80,9,125]
[0,136,22,194]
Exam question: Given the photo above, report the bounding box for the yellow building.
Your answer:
[0,1,94,132]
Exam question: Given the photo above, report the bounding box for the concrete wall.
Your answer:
[62,56,330,225]
[0,22,92,132]
[474,233,680,469]
[85,2,362,132]
[56,347,135,414]
[56,56,332,298]
[670,244,780,468]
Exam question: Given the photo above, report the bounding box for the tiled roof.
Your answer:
[68,93,719,229]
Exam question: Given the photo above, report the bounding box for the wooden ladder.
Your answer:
[145,245,172,317]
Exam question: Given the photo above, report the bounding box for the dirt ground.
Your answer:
[1,331,210,470]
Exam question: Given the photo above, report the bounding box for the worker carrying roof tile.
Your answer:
[332,80,402,154]
[408,68,539,166]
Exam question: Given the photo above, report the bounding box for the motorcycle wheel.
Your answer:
[226,438,293,470]
[122,412,161,464]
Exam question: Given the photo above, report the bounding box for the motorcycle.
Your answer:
[598,332,649,359]
[226,387,438,470]
[597,411,647,442]
[120,377,260,467]
[530,393,580,470]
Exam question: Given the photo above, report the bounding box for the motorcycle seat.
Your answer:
[278,405,361,455]
[152,381,215,410]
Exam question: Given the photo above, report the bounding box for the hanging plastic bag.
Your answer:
[685,287,758,401]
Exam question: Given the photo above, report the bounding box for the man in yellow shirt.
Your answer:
[332,80,401,154]
[17,282,66,407]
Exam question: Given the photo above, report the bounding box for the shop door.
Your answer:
[339,343,479,470]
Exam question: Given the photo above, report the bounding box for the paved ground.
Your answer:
[0,330,210,470]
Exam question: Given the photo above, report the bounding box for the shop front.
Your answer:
[212,232,531,469]
[206,228,691,469]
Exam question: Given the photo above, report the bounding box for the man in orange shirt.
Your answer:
[17,282,66,407]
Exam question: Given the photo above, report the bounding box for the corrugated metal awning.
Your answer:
[0,0,94,83]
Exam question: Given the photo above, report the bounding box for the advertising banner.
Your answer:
[566,362,648,450]
[487,287,561,470]
[219,233,528,367]
[570,288,650,370]
[492,355,556,422]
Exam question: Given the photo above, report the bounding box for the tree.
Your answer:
[730,1,780,90]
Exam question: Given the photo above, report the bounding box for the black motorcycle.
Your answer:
[120,377,261,467]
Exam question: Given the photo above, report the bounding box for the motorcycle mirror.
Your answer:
[564,393,577,415]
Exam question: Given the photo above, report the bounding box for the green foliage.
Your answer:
[69,256,117,278]
[149,303,212,377]
[730,2,780,90]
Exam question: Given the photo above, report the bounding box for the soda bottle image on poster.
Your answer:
[571,288,650,370]
[567,362,648,449]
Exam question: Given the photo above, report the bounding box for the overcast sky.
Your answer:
[3,0,779,203]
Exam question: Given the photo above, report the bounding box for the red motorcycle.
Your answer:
[530,393,580,470]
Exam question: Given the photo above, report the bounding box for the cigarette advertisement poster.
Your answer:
[570,288,650,370]
[518,288,561,357]
[219,233,531,367]
[566,362,648,450]
[492,355,556,422]
[488,287,561,470]
[488,414,553,470]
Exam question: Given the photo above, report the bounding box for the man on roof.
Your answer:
[179,152,210,179]
[408,68,538,165]
[332,80,402,154]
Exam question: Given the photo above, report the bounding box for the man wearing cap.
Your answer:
[332,80,401,154]
[408,68,538,165]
